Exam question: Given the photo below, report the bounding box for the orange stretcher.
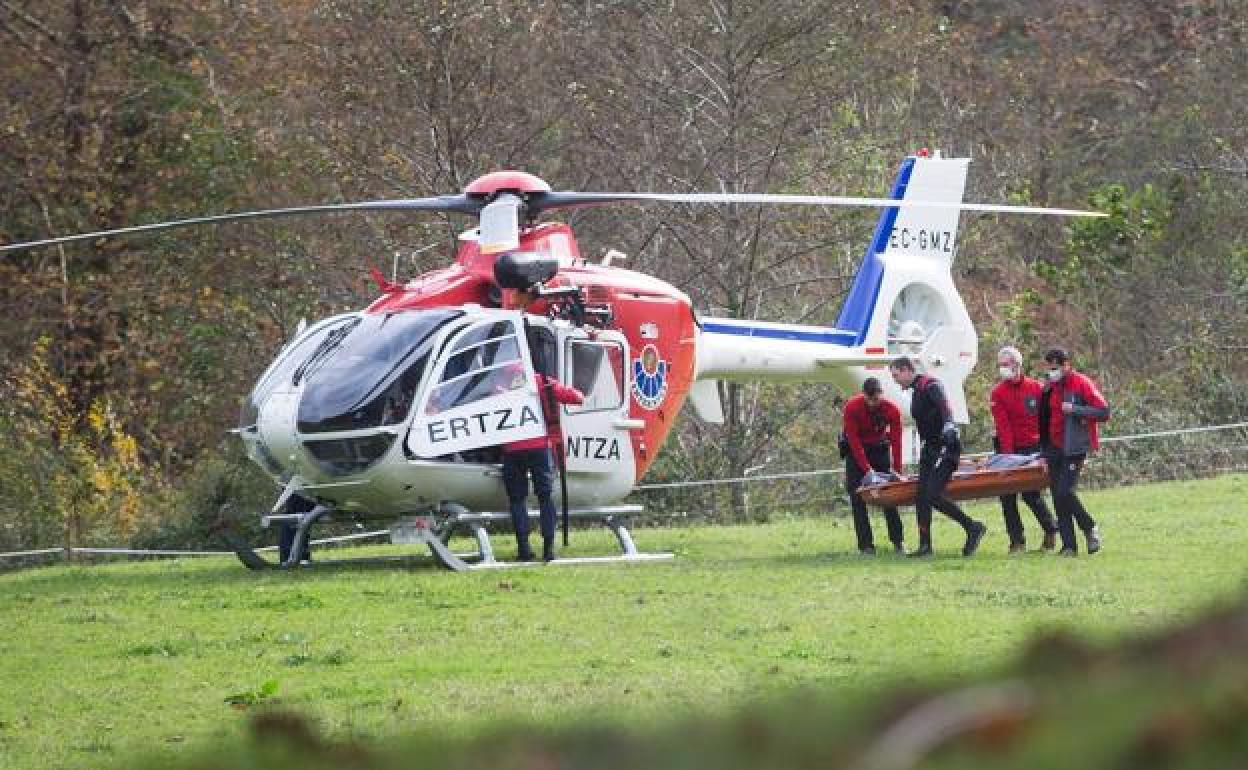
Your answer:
[857,453,1049,508]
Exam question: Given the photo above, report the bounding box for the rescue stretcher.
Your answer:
[857,453,1049,508]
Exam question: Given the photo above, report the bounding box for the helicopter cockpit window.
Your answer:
[425,321,524,414]
[566,339,625,414]
[295,308,463,433]
[240,313,360,430]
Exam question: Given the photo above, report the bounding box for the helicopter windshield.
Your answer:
[240,312,360,430]
[296,309,463,433]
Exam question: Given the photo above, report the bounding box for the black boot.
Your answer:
[542,539,557,562]
[516,538,535,562]
[1085,526,1102,554]
[962,521,987,557]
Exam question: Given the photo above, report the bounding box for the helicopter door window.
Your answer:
[445,321,512,362]
[425,335,522,414]
[565,339,625,414]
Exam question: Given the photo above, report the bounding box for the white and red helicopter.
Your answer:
[0,152,1101,569]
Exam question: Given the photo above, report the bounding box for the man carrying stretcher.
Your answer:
[841,377,906,556]
[889,356,988,558]
[990,346,1060,554]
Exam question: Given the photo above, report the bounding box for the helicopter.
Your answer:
[0,151,1102,570]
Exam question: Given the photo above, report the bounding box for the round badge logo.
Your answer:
[632,344,668,410]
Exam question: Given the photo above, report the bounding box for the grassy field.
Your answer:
[1,474,1245,770]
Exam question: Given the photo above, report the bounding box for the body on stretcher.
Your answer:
[856,453,1049,508]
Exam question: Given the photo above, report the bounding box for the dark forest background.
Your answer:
[2,0,1245,550]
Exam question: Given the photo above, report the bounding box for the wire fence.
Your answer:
[2,422,1246,568]
[0,530,390,570]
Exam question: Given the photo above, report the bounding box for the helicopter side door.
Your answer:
[557,329,638,488]
[407,313,547,458]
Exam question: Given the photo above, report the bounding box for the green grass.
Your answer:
[1,474,1245,770]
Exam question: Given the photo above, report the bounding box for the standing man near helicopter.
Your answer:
[500,285,584,562]
[888,356,987,557]
[1037,347,1108,556]
[841,377,906,555]
[990,345,1059,553]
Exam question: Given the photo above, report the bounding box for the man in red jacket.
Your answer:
[989,346,1059,554]
[500,362,584,562]
[1037,347,1110,556]
[841,377,906,555]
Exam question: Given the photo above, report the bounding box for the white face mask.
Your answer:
[1047,368,1063,382]
[998,366,1015,380]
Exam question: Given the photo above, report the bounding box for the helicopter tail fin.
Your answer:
[835,152,978,423]
[694,152,978,429]
[834,153,968,345]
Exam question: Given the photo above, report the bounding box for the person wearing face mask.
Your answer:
[989,346,1060,554]
[1037,347,1110,556]
[888,356,987,558]
[841,377,906,555]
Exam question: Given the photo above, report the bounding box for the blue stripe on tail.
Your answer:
[833,157,916,346]
[700,321,857,346]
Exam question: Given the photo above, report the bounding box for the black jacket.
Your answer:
[910,374,953,445]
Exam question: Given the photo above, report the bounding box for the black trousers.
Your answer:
[999,443,1057,545]
[1044,447,1097,551]
[502,447,557,547]
[845,443,903,550]
[916,441,976,546]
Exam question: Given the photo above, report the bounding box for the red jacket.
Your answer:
[503,373,584,452]
[842,394,903,473]
[1039,370,1110,454]
[989,375,1044,453]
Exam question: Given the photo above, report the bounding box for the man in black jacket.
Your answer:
[888,356,987,557]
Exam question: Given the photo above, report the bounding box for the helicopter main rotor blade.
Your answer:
[0,195,480,255]
[478,194,524,255]
[531,191,1105,218]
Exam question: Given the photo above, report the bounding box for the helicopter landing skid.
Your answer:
[227,503,670,572]
[436,503,673,571]
[225,504,473,572]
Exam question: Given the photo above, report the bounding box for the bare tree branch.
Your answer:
[0,13,61,71]
[0,1,63,45]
